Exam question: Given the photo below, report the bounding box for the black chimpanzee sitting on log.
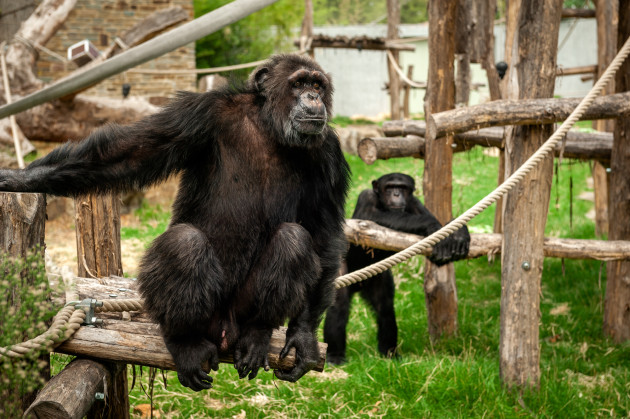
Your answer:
[323,173,470,364]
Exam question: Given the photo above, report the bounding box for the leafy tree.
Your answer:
[194,0,304,79]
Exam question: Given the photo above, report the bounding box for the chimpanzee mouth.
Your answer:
[389,206,406,212]
[295,117,326,134]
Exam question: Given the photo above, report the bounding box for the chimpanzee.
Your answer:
[0,54,350,391]
[324,173,469,364]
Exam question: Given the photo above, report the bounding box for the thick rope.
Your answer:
[335,34,630,289]
[0,299,143,358]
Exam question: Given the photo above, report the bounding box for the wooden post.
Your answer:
[455,0,471,106]
[403,65,413,118]
[499,0,562,388]
[423,0,458,340]
[387,0,401,120]
[24,359,110,419]
[603,0,630,342]
[300,0,314,57]
[592,0,618,237]
[74,194,128,419]
[0,192,47,413]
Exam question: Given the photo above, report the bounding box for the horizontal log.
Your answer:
[55,321,326,373]
[294,35,415,51]
[561,8,596,18]
[357,135,424,164]
[375,121,612,163]
[24,359,109,419]
[556,65,597,76]
[425,91,630,140]
[52,276,326,374]
[344,219,630,261]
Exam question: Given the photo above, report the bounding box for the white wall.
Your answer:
[314,19,598,117]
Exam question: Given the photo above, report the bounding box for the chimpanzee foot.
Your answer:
[165,337,219,392]
[234,327,272,380]
[274,329,319,382]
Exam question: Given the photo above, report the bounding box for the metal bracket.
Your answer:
[75,298,104,326]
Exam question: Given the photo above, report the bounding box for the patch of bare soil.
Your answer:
[44,178,178,278]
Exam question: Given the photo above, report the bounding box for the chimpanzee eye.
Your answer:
[294,81,302,88]
[313,82,320,90]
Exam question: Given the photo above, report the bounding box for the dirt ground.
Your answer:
[44,169,178,278]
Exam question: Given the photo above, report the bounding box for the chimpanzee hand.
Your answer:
[0,169,25,192]
[429,223,470,266]
[165,337,219,392]
[274,328,319,382]
[234,327,272,380]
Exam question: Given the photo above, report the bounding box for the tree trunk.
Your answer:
[74,194,127,419]
[592,0,618,237]
[499,0,562,389]
[603,0,630,343]
[387,0,401,120]
[423,0,458,340]
[0,192,47,413]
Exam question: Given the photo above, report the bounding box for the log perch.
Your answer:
[425,91,630,140]
[344,219,630,261]
[379,121,612,164]
[50,276,326,373]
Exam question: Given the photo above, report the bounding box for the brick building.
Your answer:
[36,0,197,102]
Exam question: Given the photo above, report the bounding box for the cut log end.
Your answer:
[357,138,377,165]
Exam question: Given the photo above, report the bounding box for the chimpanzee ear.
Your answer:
[372,180,379,192]
[251,67,270,92]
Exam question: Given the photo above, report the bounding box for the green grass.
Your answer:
[116,147,628,417]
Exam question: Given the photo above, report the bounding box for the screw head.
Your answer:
[95,392,105,400]
[522,261,531,271]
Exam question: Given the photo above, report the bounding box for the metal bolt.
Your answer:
[95,392,105,400]
[451,143,457,148]
[109,294,117,298]
[522,261,531,271]
[91,317,103,324]
[606,167,612,173]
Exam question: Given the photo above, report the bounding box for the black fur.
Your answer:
[0,54,350,390]
[324,173,469,364]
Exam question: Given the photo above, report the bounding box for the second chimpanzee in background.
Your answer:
[324,173,470,364]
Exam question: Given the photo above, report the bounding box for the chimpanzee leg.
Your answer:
[233,222,321,380]
[360,271,398,358]
[138,223,225,391]
[323,286,351,365]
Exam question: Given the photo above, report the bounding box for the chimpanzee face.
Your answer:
[372,179,412,212]
[287,68,330,135]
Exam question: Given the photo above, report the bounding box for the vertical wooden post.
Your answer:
[0,192,47,413]
[423,0,458,340]
[592,0,618,237]
[74,193,129,419]
[387,0,401,120]
[455,0,471,107]
[300,0,314,58]
[499,0,562,388]
[403,65,413,118]
[603,0,630,342]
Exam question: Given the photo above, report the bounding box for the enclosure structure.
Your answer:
[349,0,630,389]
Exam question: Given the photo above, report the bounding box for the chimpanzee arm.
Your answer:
[0,92,214,196]
[352,190,443,236]
[354,190,470,265]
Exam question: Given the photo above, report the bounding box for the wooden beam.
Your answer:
[556,65,598,76]
[24,359,110,419]
[425,91,630,140]
[562,8,596,18]
[48,276,327,374]
[294,35,415,51]
[424,0,458,341]
[55,321,327,374]
[359,127,613,164]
